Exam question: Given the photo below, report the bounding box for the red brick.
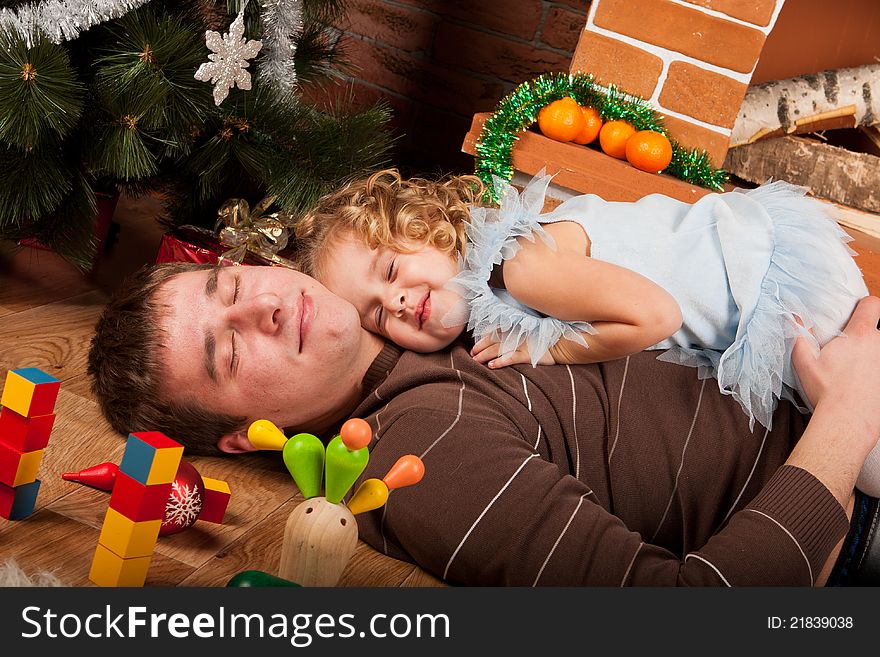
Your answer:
[593,0,767,73]
[541,7,589,52]
[434,22,571,85]
[681,0,778,27]
[394,0,543,40]
[570,31,663,99]
[660,114,731,167]
[658,61,747,128]
[340,0,435,53]
[342,37,504,117]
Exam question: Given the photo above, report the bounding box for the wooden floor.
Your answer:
[3,193,880,588]
[0,195,443,587]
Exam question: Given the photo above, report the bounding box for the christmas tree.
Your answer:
[0,0,393,269]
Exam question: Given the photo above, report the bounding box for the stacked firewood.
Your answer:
[725,63,880,216]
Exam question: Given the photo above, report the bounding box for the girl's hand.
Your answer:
[471,335,555,369]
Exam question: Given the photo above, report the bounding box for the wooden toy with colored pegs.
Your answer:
[0,367,60,520]
[246,417,425,586]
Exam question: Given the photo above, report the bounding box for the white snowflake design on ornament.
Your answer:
[194,2,263,106]
[164,480,203,529]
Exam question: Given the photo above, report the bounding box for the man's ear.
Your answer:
[217,431,258,454]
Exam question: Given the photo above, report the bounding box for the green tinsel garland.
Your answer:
[475,72,728,203]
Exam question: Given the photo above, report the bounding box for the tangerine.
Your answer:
[625,130,673,173]
[572,105,603,145]
[537,97,586,142]
[598,120,636,159]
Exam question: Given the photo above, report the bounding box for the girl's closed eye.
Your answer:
[372,255,396,332]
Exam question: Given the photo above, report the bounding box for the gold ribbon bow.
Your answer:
[214,196,296,267]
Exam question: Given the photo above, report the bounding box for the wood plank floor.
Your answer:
[0,195,443,588]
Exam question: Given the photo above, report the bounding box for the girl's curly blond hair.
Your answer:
[294,168,485,279]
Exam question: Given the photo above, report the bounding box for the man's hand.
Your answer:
[792,295,880,439]
[471,335,555,369]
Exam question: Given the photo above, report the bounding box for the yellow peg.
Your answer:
[347,478,389,515]
[247,419,288,451]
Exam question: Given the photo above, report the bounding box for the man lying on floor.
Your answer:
[87,263,880,585]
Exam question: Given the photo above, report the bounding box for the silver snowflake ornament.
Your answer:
[194,9,263,106]
[164,480,203,529]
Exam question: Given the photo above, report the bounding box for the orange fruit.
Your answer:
[537,97,586,142]
[598,120,636,159]
[625,130,673,173]
[572,106,603,145]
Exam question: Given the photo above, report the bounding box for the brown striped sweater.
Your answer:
[350,341,849,586]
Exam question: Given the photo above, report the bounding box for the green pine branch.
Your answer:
[0,143,74,223]
[0,29,84,149]
[267,98,394,213]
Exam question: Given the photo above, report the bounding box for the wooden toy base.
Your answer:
[278,497,358,587]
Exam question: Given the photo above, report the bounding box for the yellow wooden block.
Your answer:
[200,476,232,523]
[202,476,231,495]
[147,446,183,485]
[12,449,43,487]
[89,543,152,587]
[98,507,162,559]
[119,432,183,486]
[1,368,60,417]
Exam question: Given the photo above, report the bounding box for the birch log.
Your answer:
[730,64,880,147]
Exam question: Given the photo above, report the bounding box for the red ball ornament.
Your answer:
[160,460,206,536]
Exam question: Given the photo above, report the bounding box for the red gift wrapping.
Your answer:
[155,226,296,268]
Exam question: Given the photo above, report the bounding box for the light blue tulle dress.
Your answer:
[443,173,868,434]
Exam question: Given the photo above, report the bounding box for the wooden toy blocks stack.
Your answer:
[0,368,60,520]
[88,431,183,587]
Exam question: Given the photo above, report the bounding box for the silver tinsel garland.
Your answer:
[0,0,152,47]
[258,0,302,98]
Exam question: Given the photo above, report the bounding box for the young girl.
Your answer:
[294,169,879,495]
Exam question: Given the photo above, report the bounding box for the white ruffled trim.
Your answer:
[441,171,596,366]
[659,180,866,431]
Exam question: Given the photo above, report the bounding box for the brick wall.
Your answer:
[572,0,785,166]
[325,0,591,175]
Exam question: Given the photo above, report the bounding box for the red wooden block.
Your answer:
[199,477,231,524]
[108,471,172,522]
[0,442,42,488]
[0,407,55,452]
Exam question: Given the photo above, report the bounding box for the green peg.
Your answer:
[226,570,301,587]
[283,433,325,499]
[324,435,369,504]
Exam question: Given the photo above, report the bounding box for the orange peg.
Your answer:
[382,455,425,491]
[339,418,372,450]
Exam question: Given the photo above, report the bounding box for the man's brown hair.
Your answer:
[87,262,245,455]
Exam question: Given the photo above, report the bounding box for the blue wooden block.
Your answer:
[118,432,183,486]
[0,478,41,520]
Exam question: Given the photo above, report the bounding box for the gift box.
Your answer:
[155,198,297,268]
[156,226,264,266]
